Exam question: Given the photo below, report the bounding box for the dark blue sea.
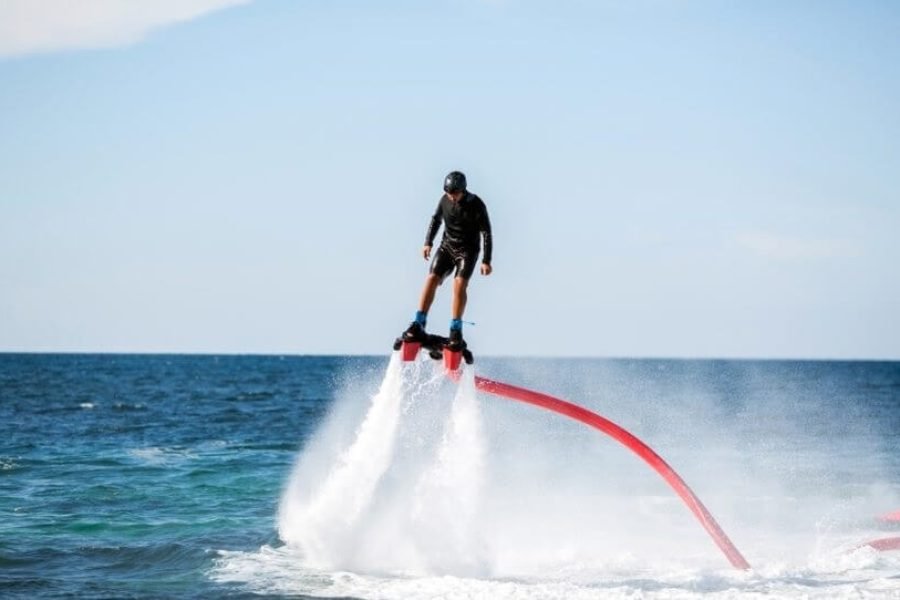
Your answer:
[2,354,899,599]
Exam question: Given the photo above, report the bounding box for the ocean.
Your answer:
[1,353,899,599]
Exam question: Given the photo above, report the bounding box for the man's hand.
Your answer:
[481,263,492,276]
[423,245,432,260]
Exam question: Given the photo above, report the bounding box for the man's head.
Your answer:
[443,171,467,200]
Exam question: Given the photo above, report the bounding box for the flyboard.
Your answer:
[392,328,751,570]
[393,331,473,372]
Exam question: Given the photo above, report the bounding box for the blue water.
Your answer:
[2,354,899,599]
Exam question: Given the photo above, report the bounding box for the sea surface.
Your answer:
[1,353,899,599]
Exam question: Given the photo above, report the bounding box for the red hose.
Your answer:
[469,374,751,570]
[863,537,900,552]
[878,510,900,523]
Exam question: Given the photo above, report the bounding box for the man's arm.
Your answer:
[480,202,492,265]
[423,199,443,260]
[480,201,493,275]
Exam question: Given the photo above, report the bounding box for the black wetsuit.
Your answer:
[425,192,493,280]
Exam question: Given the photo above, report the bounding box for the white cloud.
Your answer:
[0,0,253,58]
[735,231,861,260]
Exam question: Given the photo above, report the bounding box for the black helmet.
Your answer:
[443,171,467,194]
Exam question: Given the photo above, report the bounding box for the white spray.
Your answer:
[278,353,406,567]
[410,368,488,576]
[277,354,487,575]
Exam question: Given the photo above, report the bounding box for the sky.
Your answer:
[1,0,898,359]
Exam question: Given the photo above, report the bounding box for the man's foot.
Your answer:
[402,321,427,343]
[446,328,465,351]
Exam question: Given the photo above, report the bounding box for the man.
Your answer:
[403,170,493,350]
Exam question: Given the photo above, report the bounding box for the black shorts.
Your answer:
[430,245,480,281]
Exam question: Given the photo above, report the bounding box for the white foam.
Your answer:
[210,543,900,599]
[127,446,196,465]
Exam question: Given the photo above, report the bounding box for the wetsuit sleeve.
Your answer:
[480,201,493,265]
[424,199,442,246]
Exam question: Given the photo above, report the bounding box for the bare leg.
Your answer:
[417,274,442,314]
[451,276,469,320]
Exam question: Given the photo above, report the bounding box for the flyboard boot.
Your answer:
[442,327,473,371]
[393,321,429,361]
